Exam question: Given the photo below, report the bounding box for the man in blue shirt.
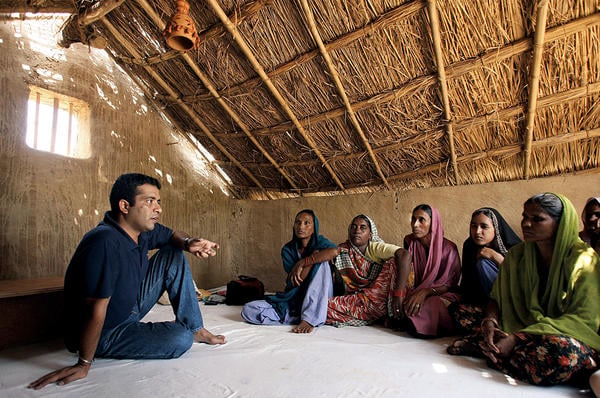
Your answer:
[29,173,225,390]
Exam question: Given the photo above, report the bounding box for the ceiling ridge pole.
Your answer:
[299,0,390,190]
[100,16,273,199]
[522,0,549,180]
[134,0,300,194]
[426,0,458,185]
[205,0,347,192]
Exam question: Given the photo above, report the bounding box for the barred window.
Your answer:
[26,85,90,158]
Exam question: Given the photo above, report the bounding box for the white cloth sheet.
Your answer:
[0,303,588,397]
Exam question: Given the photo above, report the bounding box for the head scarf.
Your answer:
[579,197,600,246]
[491,193,600,350]
[405,205,460,290]
[349,214,383,243]
[280,209,336,273]
[460,208,521,303]
[334,215,386,290]
[268,210,336,318]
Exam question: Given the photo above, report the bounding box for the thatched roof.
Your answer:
[4,0,600,199]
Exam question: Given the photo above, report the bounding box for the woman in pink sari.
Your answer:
[389,204,461,337]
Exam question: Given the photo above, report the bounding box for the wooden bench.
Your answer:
[0,276,65,349]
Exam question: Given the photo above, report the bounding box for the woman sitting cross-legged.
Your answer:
[448,207,521,334]
[241,209,338,333]
[388,204,461,338]
[326,214,410,327]
[447,193,600,388]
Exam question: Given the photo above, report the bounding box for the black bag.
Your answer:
[225,275,265,305]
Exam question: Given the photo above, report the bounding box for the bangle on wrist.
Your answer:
[183,237,191,251]
[431,287,438,296]
[392,288,406,298]
[78,357,92,367]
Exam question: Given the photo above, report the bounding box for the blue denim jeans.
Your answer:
[95,246,204,359]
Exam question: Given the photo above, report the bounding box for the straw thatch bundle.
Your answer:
[4,0,599,199]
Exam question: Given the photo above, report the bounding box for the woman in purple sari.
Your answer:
[389,204,461,337]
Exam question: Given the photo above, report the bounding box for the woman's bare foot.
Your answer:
[292,320,314,334]
[194,328,226,344]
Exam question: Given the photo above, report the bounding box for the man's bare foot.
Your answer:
[194,328,226,344]
[292,320,314,334]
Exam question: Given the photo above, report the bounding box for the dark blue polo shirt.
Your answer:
[64,211,173,346]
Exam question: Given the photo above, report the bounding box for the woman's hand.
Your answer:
[479,320,510,363]
[404,289,428,316]
[390,296,404,318]
[478,247,503,265]
[290,259,311,286]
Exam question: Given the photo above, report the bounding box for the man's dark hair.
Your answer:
[109,173,161,217]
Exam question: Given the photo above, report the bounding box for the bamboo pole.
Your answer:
[426,0,458,184]
[116,0,272,67]
[205,0,347,192]
[169,0,427,103]
[211,12,600,139]
[100,16,273,198]
[228,82,600,169]
[523,0,549,179]
[134,0,300,193]
[299,0,390,189]
[386,127,600,184]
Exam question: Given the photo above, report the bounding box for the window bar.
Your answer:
[50,97,59,153]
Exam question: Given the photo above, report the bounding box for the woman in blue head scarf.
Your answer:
[242,209,338,333]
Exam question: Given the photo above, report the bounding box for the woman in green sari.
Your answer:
[448,193,600,387]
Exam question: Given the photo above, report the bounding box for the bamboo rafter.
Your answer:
[100,16,273,198]
[299,0,390,190]
[426,0,458,184]
[205,0,347,192]
[522,0,549,179]
[221,81,600,169]
[116,0,273,67]
[133,0,299,193]
[176,0,427,103]
[212,12,600,140]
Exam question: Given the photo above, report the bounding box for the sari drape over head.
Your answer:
[579,197,600,248]
[327,215,400,326]
[491,193,600,350]
[404,206,461,336]
[460,207,521,304]
[266,209,336,318]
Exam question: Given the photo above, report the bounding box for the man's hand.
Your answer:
[28,362,90,390]
[188,238,220,258]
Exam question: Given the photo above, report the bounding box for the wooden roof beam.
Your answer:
[116,0,272,67]
[299,0,390,190]
[522,0,549,179]
[179,0,426,103]
[211,12,599,139]
[100,16,273,199]
[134,0,300,194]
[426,0,458,184]
[227,81,600,169]
[205,0,346,192]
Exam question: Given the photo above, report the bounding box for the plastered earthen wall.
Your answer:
[0,19,232,288]
[1,18,599,296]
[233,174,600,291]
